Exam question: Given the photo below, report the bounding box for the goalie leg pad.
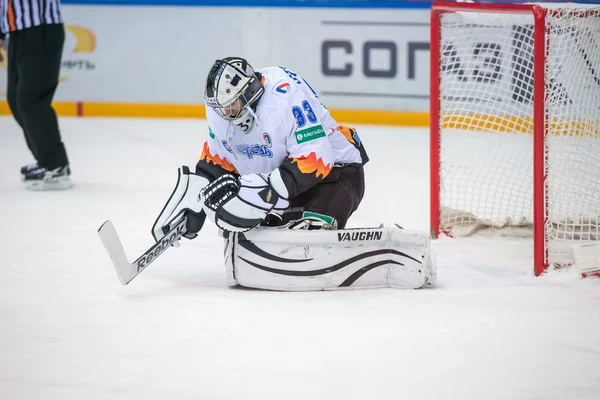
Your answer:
[223,225,436,291]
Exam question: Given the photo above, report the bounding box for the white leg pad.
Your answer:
[223,226,437,291]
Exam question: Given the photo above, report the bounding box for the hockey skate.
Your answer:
[22,165,73,191]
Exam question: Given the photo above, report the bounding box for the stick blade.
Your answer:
[98,220,136,285]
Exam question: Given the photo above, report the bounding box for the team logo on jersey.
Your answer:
[276,83,291,93]
[263,133,272,147]
[236,144,273,159]
[272,80,297,98]
[222,139,272,159]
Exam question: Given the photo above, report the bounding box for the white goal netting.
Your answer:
[436,4,600,266]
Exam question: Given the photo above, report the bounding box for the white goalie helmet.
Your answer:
[204,57,264,132]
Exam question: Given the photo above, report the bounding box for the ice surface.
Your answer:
[1,116,599,400]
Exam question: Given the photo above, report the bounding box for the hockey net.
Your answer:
[430,3,600,275]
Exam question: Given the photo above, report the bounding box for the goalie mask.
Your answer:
[204,57,264,132]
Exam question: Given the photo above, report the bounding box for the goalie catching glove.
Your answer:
[202,171,289,232]
[153,166,290,241]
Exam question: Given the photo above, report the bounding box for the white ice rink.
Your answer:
[1,116,599,400]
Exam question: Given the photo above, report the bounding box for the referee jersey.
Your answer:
[0,0,63,39]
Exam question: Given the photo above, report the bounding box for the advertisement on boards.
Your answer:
[269,8,431,112]
[1,4,432,114]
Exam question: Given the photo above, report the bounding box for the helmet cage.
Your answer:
[204,58,264,121]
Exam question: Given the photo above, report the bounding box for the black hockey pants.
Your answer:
[263,165,366,229]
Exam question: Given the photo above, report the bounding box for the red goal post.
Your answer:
[429,2,600,276]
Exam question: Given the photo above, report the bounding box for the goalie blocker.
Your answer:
[223,225,437,291]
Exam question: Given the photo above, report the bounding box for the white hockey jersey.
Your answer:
[198,66,369,198]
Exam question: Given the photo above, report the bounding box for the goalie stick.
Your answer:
[97,217,187,285]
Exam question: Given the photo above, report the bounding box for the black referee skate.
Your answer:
[22,165,73,191]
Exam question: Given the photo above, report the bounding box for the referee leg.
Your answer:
[14,24,69,170]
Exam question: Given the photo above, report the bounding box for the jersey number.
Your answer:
[292,101,318,128]
[237,121,250,132]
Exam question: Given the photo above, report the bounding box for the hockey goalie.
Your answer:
[152,57,437,291]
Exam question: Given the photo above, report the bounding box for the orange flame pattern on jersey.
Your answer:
[337,125,355,144]
[200,142,237,173]
[291,152,332,179]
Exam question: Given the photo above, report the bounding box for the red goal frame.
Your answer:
[429,2,549,276]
